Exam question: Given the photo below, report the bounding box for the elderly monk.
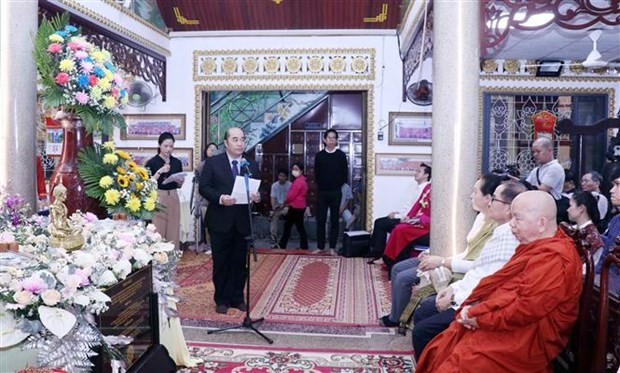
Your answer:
[416,191,582,373]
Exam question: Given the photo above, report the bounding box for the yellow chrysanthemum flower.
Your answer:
[144,198,156,211]
[102,141,115,150]
[102,153,118,165]
[120,95,129,105]
[125,196,141,212]
[150,190,158,200]
[98,78,112,91]
[104,70,114,80]
[103,96,116,109]
[116,166,126,175]
[99,175,114,189]
[102,50,112,60]
[115,150,131,160]
[59,59,75,72]
[104,189,121,205]
[137,167,149,180]
[117,175,130,188]
[91,50,105,64]
[49,34,64,43]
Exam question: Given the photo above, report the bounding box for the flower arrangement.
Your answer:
[35,13,128,135]
[0,188,48,244]
[78,142,160,220]
[0,212,180,371]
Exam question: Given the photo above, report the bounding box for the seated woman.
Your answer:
[566,190,604,270]
[380,173,504,328]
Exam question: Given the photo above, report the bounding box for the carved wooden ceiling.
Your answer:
[155,0,404,32]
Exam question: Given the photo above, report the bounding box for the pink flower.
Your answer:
[21,276,48,294]
[88,75,98,86]
[54,72,70,85]
[113,74,124,85]
[81,61,93,73]
[47,43,63,53]
[67,41,79,51]
[84,212,98,223]
[74,91,89,104]
[74,268,91,286]
[111,87,120,98]
[75,51,88,59]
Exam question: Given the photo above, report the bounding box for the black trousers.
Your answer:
[412,295,456,359]
[316,189,342,249]
[278,207,308,249]
[210,228,248,307]
[370,216,401,257]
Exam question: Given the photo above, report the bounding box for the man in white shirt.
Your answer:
[411,180,527,358]
[581,170,609,223]
[525,137,565,199]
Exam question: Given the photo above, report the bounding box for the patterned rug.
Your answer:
[177,250,392,330]
[179,342,414,373]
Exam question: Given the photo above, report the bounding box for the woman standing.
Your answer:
[278,162,308,250]
[145,132,184,250]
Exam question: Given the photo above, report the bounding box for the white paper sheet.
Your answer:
[231,176,261,204]
[162,172,188,185]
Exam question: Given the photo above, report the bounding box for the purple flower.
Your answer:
[21,276,48,294]
[5,194,23,211]
[75,91,90,104]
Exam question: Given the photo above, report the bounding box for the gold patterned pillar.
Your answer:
[0,0,38,206]
[430,0,480,257]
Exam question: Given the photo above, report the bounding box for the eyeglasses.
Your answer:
[491,195,511,205]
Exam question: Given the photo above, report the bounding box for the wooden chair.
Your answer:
[555,223,596,372]
[593,246,620,373]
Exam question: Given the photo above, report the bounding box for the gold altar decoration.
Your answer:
[48,183,85,251]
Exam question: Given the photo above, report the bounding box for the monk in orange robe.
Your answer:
[416,191,582,373]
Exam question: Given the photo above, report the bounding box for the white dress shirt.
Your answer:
[449,222,519,307]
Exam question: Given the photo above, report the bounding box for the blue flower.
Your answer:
[78,74,90,88]
[120,89,127,98]
[83,57,94,64]
[104,61,116,73]
[55,31,67,38]
[93,66,105,78]
[64,25,78,34]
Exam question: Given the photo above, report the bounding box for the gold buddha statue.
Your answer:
[48,182,84,251]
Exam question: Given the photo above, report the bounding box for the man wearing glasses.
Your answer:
[314,129,349,255]
[411,180,526,358]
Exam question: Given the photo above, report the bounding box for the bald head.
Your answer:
[510,191,557,244]
[532,137,554,164]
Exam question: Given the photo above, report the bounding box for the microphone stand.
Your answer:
[207,165,273,344]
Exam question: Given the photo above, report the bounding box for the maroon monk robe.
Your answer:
[416,228,582,373]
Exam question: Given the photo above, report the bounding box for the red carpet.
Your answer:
[179,342,414,372]
[177,250,392,329]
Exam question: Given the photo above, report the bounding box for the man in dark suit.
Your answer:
[199,127,261,314]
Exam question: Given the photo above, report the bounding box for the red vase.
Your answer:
[49,115,106,218]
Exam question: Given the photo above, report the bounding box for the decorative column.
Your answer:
[430,1,480,257]
[0,0,38,207]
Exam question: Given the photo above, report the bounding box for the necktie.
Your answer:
[232,160,239,177]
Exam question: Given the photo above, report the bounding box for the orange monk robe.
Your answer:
[383,183,431,260]
[416,229,582,373]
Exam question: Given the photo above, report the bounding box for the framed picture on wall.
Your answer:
[388,112,432,145]
[121,114,186,140]
[117,147,157,167]
[375,153,431,176]
[174,148,194,172]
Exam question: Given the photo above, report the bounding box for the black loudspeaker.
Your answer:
[342,231,371,258]
[128,344,176,373]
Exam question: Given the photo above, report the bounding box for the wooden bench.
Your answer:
[593,245,620,372]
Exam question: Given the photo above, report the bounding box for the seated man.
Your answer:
[369,163,431,261]
[380,173,504,327]
[598,168,620,276]
[411,180,526,357]
[416,191,583,372]
[270,169,291,246]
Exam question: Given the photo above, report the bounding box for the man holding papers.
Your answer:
[199,127,261,314]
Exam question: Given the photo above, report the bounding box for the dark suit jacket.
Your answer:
[198,152,261,235]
